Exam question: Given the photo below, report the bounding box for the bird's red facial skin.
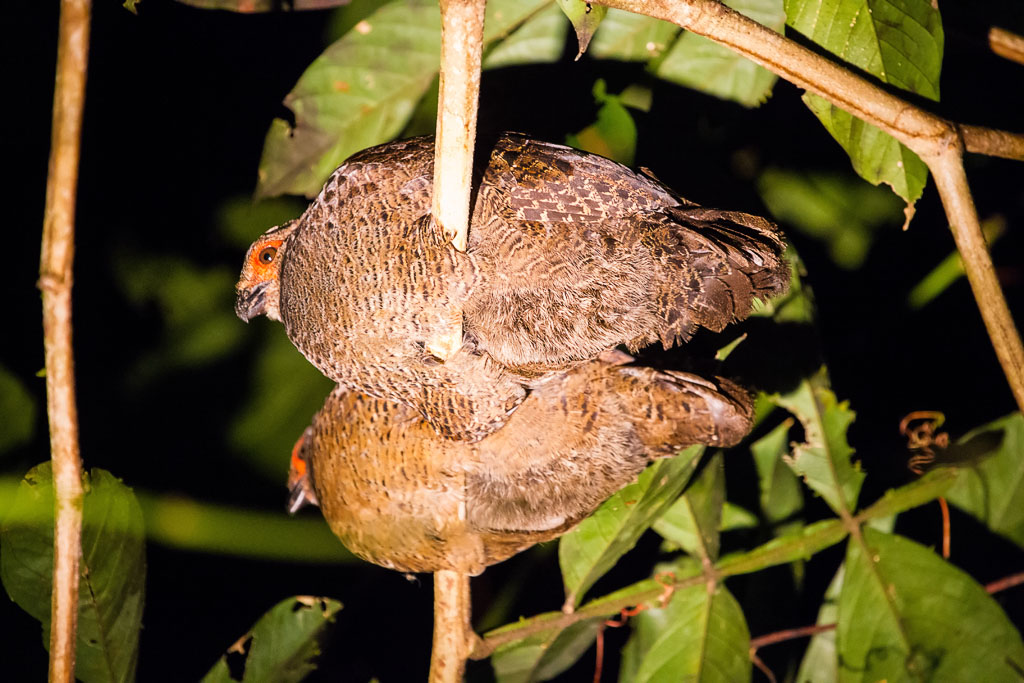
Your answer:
[245,237,284,285]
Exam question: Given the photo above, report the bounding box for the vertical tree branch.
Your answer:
[926,143,1024,409]
[430,570,473,683]
[425,0,486,362]
[428,1,485,680]
[40,0,90,680]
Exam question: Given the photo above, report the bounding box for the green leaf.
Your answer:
[751,417,803,524]
[944,412,1024,548]
[656,501,758,554]
[176,0,348,11]
[484,4,569,70]
[772,371,864,515]
[1,463,145,683]
[566,80,643,165]
[620,583,750,683]
[757,168,905,269]
[795,564,843,683]
[556,0,607,58]
[651,453,726,561]
[492,618,603,683]
[559,446,704,608]
[715,519,847,576]
[787,0,942,205]
[201,596,342,683]
[802,94,929,205]
[907,218,1006,309]
[785,0,943,99]
[855,467,957,521]
[588,9,679,62]
[258,0,550,198]
[655,0,784,107]
[0,364,36,455]
[229,330,334,480]
[838,528,1024,682]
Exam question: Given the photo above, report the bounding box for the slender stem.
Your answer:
[425,0,486,362]
[985,571,1024,595]
[960,124,1024,161]
[989,26,1024,67]
[430,570,473,683]
[41,0,91,680]
[749,623,836,650]
[926,146,1024,410]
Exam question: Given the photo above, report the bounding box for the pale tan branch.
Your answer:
[428,1,485,680]
[426,0,487,363]
[926,145,1024,410]
[595,0,1024,414]
[41,0,91,680]
[961,124,1024,161]
[430,570,474,683]
[989,26,1024,67]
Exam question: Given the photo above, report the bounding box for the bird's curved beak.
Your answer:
[235,281,269,322]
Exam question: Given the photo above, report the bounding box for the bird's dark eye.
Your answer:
[258,246,277,265]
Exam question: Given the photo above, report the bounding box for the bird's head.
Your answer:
[235,221,298,323]
[287,426,319,514]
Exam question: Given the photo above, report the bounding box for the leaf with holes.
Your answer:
[838,528,1024,681]
[559,446,703,608]
[655,0,784,107]
[772,371,864,516]
[202,596,342,683]
[619,582,750,682]
[1,463,145,683]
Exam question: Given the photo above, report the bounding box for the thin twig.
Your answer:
[430,570,473,683]
[986,571,1024,595]
[595,0,1024,414]
[749,623,836,683]
[989,27,1024,68]
[425,0,486,362]
[41,0,91,680]
[960,124,1024,161]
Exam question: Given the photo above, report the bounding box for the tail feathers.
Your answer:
[615,367,754,455]
[647,206,789,348]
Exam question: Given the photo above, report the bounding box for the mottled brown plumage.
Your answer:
[237,133,788,440]
[294,356,752,574]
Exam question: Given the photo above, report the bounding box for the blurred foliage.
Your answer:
[0,364,35,457]
[1,463,145,683]
[757,169,904,269]
[908,217,1006,309]
[202,596,342,683]
[565,80,649,165]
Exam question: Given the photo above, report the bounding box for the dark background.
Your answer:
[3,0,1023,680]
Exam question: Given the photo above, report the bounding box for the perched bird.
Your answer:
[292,355,753,574]
[237,133,788,440]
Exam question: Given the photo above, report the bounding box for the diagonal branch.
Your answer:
[594,0,1024,413]
[40,0,91,680]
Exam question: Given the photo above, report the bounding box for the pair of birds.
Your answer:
[236,133,789,575]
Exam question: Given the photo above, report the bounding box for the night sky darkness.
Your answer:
[4,1,1024,680]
